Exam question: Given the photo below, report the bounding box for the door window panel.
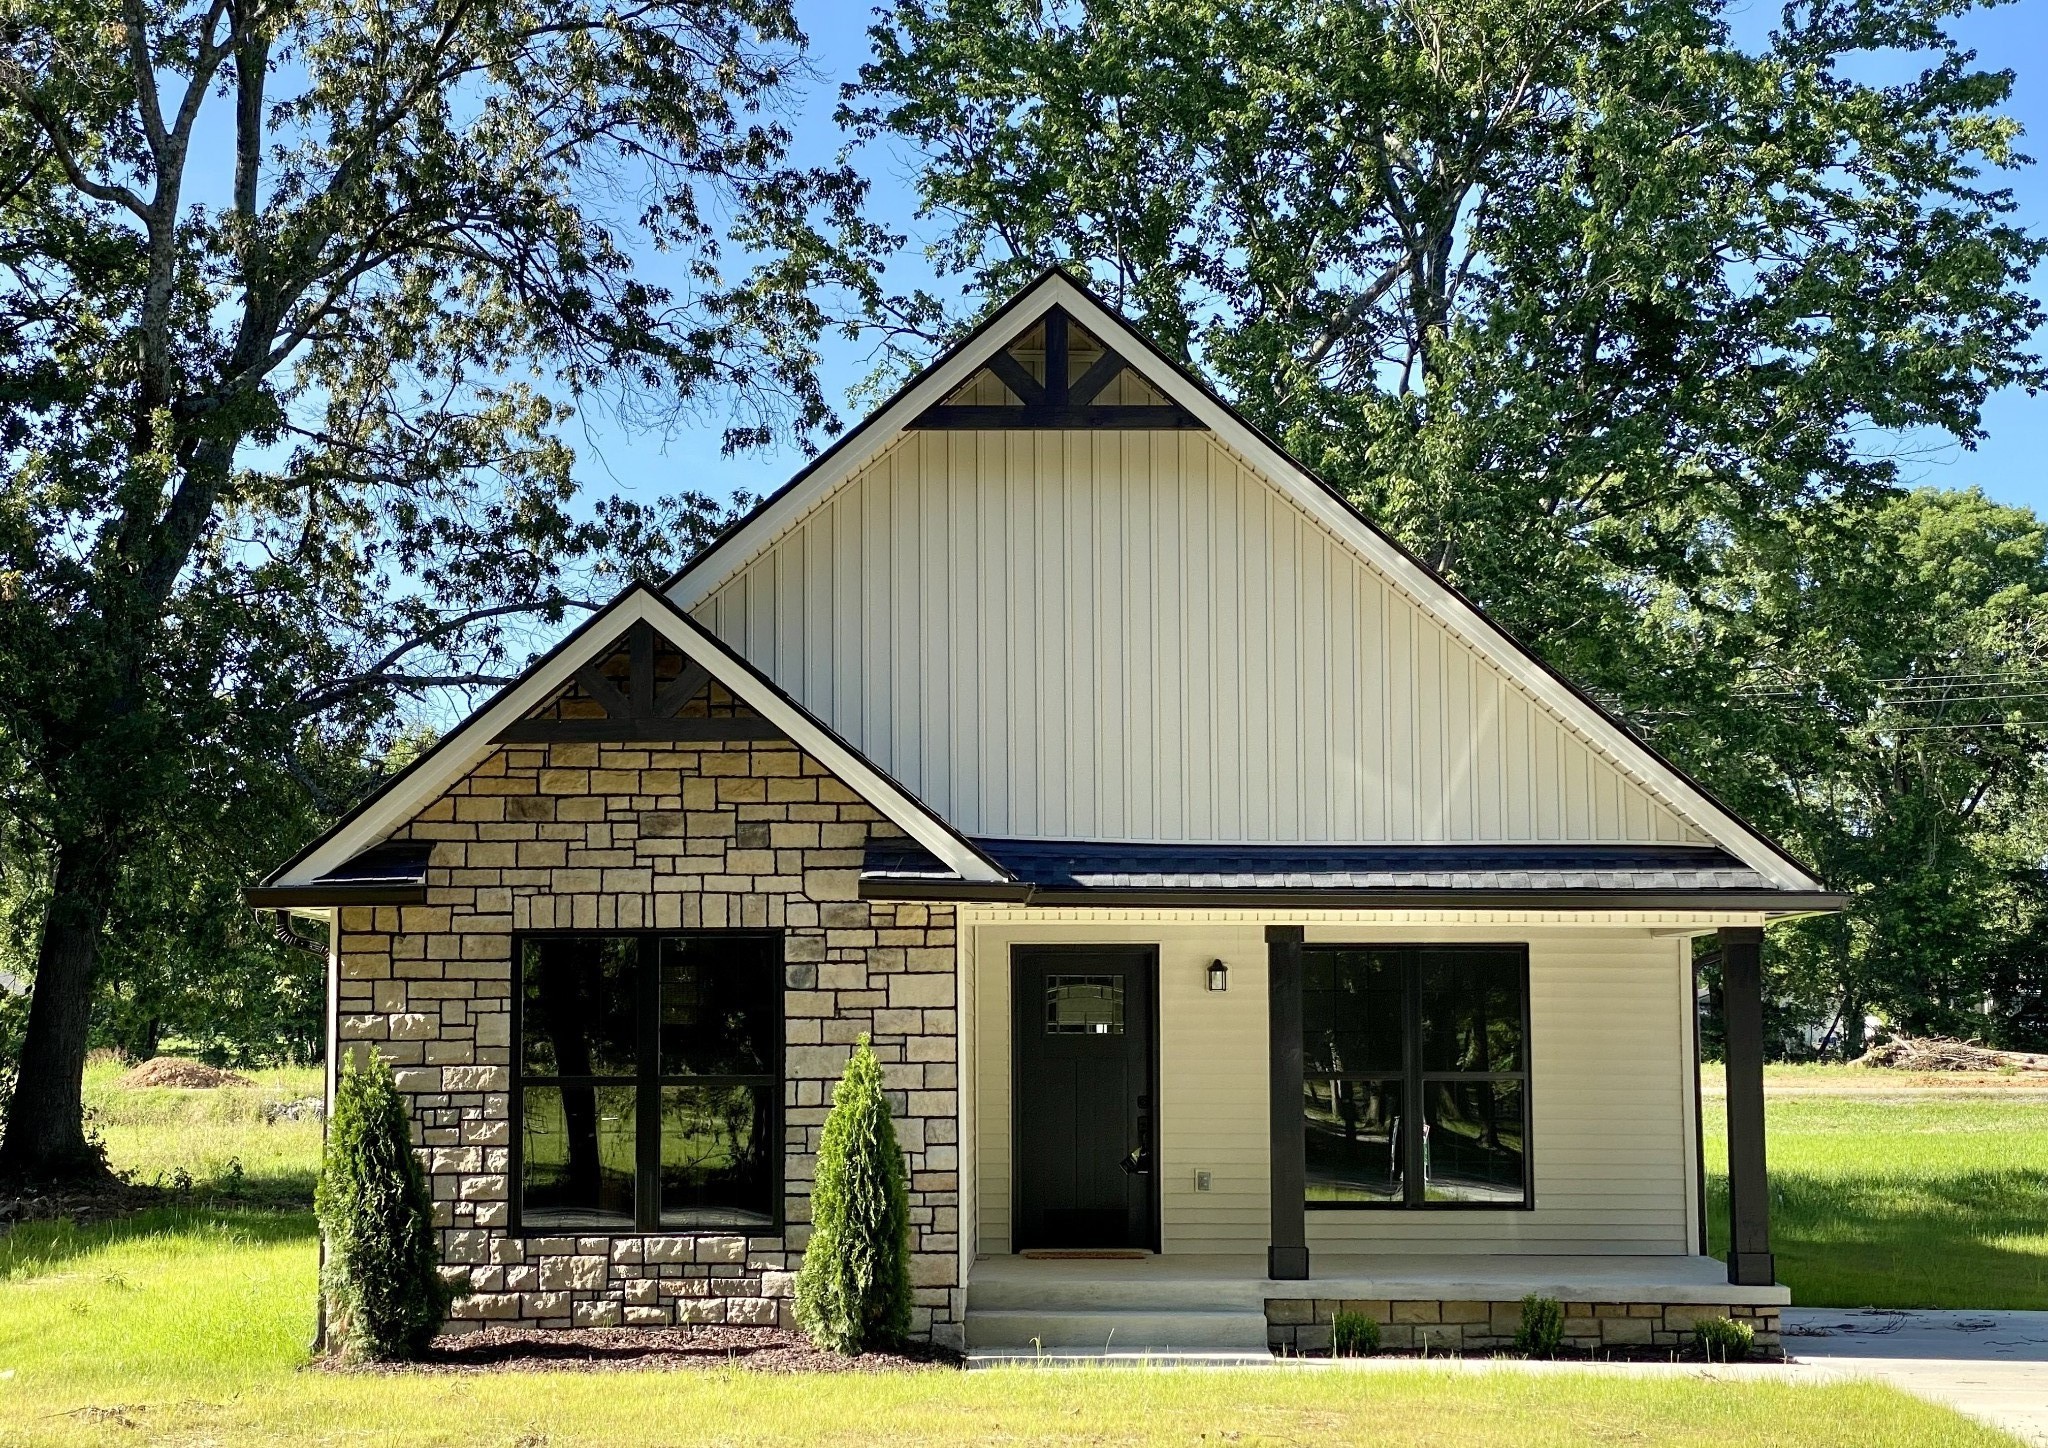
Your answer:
[1045,975,1125,1035]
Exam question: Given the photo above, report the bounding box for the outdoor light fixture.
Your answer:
[1207,959,1230,992]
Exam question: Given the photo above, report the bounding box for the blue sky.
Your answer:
[578,0,2048,518]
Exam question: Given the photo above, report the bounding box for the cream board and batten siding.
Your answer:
[967,917,1699,1259]
[692,428,1712,847]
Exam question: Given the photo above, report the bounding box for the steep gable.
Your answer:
[669,272,1821,891]
[691,425,1713,850]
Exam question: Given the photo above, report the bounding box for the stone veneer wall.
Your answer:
[1265,1299,1782,1358]
[333,735,964,1346]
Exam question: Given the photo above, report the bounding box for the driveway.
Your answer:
[1784,1308,2048,1446]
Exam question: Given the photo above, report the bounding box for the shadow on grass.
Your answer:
[1709,1168,2048,1309]
[0,1205,316,1282]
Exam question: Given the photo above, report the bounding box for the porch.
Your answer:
[965,1252,1790,1358]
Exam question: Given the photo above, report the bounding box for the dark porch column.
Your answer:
[1267,925,1309,1280]
[1719,926,1775,1286]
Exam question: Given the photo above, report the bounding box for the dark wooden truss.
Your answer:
[494,621,789,743]
[909,307,1206,431]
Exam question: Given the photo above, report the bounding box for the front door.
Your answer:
[1011,946,1158,1251]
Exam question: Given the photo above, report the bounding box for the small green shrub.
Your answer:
[1694,1314,1755,1362]
[314,1051,450,1361]
[794,1037,912,1354]
[1331,1309,1380,1356]
[1515,1294,1565,1355]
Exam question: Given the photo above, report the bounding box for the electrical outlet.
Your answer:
[1194,1170,1212,1192]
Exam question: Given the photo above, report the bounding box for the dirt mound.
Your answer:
[1853,1036,2048,1073]
[115,1057,254,1089]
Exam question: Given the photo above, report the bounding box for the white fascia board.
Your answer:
[671,274,1819,892]
[273,590,1007,889]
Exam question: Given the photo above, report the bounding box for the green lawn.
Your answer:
[1705,1071,2048,1310]
[81,1057,324,1207]
[0,1212,2015,1448]
[0,1062,2035,1443]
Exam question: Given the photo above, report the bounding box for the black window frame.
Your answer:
[1303,943,1534,1212]
[510,928,784,1236]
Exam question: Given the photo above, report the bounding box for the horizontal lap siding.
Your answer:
[975,923,1692,1259]
[694,431,1708,847]
[970,922,1272,1257]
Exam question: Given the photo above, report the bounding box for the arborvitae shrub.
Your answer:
[1331,1309,1380,1356]
[315,1050,451,1361]
[794,1036,912,1353]
[1515,1294,1565,1355]
[1694,1314,1755,1362]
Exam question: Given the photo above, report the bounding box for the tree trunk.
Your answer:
[0,839,119,1184]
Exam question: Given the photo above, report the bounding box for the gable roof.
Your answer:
[665,268,1826,895]
[251,584,1012,904]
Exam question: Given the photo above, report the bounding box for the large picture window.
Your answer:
[516,932,780,1232]
[1303,945,1530,1209]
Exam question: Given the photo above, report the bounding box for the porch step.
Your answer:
[965,1307,1272,1354]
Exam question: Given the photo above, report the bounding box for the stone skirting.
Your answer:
[1265,1298,1783,1358]
[333,725,965,1347]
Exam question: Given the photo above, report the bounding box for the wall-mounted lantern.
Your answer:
[1207,958,1230,993]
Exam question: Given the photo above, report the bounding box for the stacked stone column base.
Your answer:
[1265,1298,1783,1359]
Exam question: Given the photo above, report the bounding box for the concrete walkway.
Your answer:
[1782,1308,2048,1446]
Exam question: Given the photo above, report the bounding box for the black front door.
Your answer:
[1011,946,1157,1251]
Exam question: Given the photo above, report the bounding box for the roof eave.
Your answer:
[857,879,1849,914]
[244,884,429,908]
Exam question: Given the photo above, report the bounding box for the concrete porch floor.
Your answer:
[964,1252,1787,1354]
[968,1252,1792,1310]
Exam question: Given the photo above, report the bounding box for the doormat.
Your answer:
[1018,1250,1150,1260]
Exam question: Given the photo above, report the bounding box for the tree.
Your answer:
[845,0,2044,678]
[316,1049,449,1360]
[1656,489,2048,1053]
[794,1037,912,1354]
[0,0,880,1179]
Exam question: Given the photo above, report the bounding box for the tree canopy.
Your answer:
[0,0,879,1178]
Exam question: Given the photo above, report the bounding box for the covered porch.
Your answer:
[948,902,1788,1357]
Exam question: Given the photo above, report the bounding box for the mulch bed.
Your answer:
[329,1325,962,1374]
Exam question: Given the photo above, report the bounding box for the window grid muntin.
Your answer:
[1305,944,1532,1211]
[512,929,782,1235]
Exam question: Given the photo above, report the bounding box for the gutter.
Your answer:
[244,884,429,908]
[859,880,1849,914]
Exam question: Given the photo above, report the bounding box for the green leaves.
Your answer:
[794,1037,912,1355]
[315,1049,450,1361]
[0,0,878,1173]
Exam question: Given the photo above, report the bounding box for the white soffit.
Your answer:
[268,588,1008,889]
[667,272,1821,893]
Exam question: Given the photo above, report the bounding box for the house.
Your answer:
[252,270,1841,1357]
